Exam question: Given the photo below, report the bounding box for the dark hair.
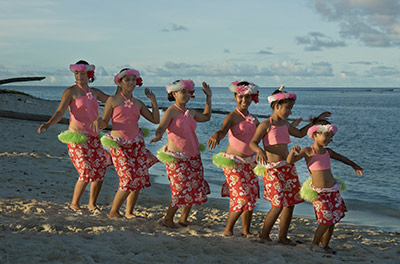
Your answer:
[270,90,294,109]
[237,81,250,86]
[167,80,181,101]
[313,119,331,126]
[75,60,95,83]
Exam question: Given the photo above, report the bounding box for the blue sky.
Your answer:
[0,0,399,87]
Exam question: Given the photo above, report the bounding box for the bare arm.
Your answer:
[37,88,72,133]
[149,107,174,143]
[100,96,115,129]
[92,88,110,103]
[250,121,269,164]
[207,112,234,150]
[138,88,160,124]
[327,148,363,176]
[289,111,331,138]
[194,82,212,122]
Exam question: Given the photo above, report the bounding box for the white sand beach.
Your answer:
[1,92,399,263]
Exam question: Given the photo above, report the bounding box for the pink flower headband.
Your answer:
[166,80,195,97]
[114,69,143,86]
[307,124,338,138]
[69,64,95,72]
[267,85,297,104]
[229,80,259,103]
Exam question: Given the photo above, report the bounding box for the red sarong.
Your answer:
[67,135,112,182]
[110,139,157,192]
[223,162,259,212]
[263,164,303,207]
[165,154,210,208]
[312,190,347,225]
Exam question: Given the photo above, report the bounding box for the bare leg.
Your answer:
[70,180,89,210]
[163,204,179,228]
[178,206,192,226]
[259,207,283,242]
[108,190,130,218]
[278,206,296,245]
[125,191,140,218]
[311,224,330,250]
[88,180,103,210]
[224,211,242,236]
[241,211,253,237]
[321,225,335,253]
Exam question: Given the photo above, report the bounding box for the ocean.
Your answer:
[3,84,400,231]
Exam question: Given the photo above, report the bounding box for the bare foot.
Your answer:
[125,213,137,219]
[108,212,124,219]
[178,221,189,227]
[323,246,336,254]
[88,205,99,211]
[241,232,254,238]
[277,238,297,246]
[69,204,81,211]
[223,229,233,236]
[162,219,177,228]
[310,244,324,253]
[258,234,272,243]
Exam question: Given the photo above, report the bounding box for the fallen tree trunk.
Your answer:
[0,77,46,85]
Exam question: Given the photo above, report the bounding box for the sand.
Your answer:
[1,92,399,263]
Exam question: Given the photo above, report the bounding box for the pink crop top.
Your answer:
[228,108,256,156]
[262,117,291,146]
[112,98,140,142]
[167,104,199,157]
[69,86,99,137]
[307,147,331,171]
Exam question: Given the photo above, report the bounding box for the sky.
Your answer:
[0,0,399,88]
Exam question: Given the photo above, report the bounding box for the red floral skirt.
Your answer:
[312,190,347,225]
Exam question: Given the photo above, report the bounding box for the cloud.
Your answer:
[366,66,400,76]
[223,48,231,54]
[296,31,346,51]
[348,61,374,65]
[161,23,189,32]
[258,50,273,55]
[311,0,400,47]
[146,60,334,78]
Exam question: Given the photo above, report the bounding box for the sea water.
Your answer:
[3,85,400,231]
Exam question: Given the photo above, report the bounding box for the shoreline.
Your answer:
[1,92,400,263]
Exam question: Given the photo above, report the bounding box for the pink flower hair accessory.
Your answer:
[229,80,259,103]
[69,64,95,72]
[267,85,297,104]
[166,80,195,97]
[114,69,143,86]
[307,124,338,138]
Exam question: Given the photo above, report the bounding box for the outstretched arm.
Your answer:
[149,108,174,143]
[194,82,212,122]
[289,111,331,138]
[37,88,72,133]
[207,113,234,150]
[328,148,363,176]
[99,96,114,129]
[139,88,160,124]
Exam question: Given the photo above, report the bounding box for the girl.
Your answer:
[249,85,330,245]
[37,60,111,211]
[208,80,260,237]
[287,120,363,253]
[100,68,160,219]
[150,80,212,228]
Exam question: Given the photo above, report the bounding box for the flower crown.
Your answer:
[307,124,338,138]
[69,64,95,72]
[114,69,143,86]
[166,80,195,97]
[229,80,259,103]
[267,85,297,104]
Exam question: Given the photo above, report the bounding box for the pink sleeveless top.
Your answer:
[307,147,331,171]
[228,108,256,156]
[69,85,99,137]
[112,94,140,141]
[167,104,199,157]
[262,117,290,146]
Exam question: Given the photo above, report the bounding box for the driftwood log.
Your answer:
[0,77,46,85]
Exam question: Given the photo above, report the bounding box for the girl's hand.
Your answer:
[207,132,220,150]
[37,123,50,134]
[255,149,268,165]
[291,145,301,154]
[145,88,156,101]
[202,82,212,97]
[353,165,363,176]
[316,111,331,120]
[149,135,163,144]
[91,118,101,133]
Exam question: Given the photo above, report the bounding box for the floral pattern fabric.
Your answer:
[263,164,304,207]
[312,190,347,225]
[165,154,210,208]
[67,135,112,182]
